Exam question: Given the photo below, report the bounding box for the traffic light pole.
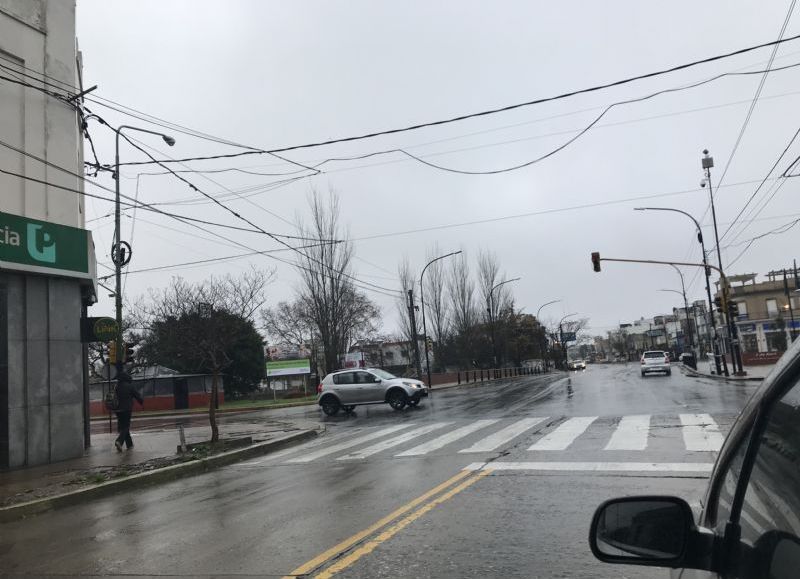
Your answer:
[592,255,731,376]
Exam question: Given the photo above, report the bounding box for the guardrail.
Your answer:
[445,365,548,386]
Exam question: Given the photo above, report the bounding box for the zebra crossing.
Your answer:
[241,413,732,468]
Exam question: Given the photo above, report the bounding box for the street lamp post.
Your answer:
[558,312,578,370]
[634,206,725,375]
[488,277,521,368]
[113,125,175,374]
[536,300,562,372]
[419,250,462,388]
[661,264,696,354]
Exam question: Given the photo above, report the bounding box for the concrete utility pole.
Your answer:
[113,124,175,375]
[702,150,743,375]
[558,312,578,369]
[785,269,797,341]
[407,289,422,377]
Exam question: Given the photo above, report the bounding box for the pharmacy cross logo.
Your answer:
[25,224,56,263]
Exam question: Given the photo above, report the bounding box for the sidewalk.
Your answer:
[680,362,774,382]
[0,417,320,520]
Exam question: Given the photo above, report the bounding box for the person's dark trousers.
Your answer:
[115,411,134,448]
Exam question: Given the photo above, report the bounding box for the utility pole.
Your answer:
[112,124,175,377]
[407,289,422,377]
[703,150,743,375]
[420,250,461,387]
[785,269,797,341]
[536,300,562,372]
[488,277,521,369]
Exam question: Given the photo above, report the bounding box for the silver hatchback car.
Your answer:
[316,368,428,416]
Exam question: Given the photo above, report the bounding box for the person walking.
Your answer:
[114,372,143,451]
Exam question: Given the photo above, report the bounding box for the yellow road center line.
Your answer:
[282,469,473,578]
[315,469,492,578]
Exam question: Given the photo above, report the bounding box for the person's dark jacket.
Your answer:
[116,377,143,412]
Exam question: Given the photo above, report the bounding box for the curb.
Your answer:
[679,365,764,383]
[0,429,319,524]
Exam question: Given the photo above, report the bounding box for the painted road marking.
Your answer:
[604,414,650,451]
[287,424,413,463]
[314,470,491,578]
[281,470,475,578]
[459,417,549,454]
[396,419,499,456]
[464,461,714,473]
[528,416,598,451]
[338,422,452,460]
[239,428,368,467]
[679,413,724,451]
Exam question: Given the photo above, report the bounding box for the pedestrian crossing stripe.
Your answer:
[262,414,730,465]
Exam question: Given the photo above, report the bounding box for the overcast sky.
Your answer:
[76,1,800,337]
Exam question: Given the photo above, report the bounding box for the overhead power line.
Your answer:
[95,33,800,170]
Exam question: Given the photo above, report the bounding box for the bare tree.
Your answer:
[477,249,512,324]
[448,251,478,366]
[135,269,273,441]
[423,244,451,371]
[295,190,381,374]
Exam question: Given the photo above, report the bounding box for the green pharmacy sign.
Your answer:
[0,210,92,279]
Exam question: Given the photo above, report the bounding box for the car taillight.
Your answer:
[317,383,323,394]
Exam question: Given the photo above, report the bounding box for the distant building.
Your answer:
[90,367,224,416]
[715,271,799,361]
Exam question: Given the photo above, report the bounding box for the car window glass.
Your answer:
[739,377,800,545]
[710,436,748,531]
[354,372,374,384]
[333,372,354,385]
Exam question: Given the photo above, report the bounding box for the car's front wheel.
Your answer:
[387,389,408,410]
[320,396,341,416]
[343,405,356,413]
[407,398,420,407]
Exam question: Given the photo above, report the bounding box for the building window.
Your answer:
[766,299,779,316]
[741,333,758,353]
[792,296,800,310]
[736,301,747,318]
[765,331,785,352]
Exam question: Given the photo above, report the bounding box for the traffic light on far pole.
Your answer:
[728,301,739,318]
[591,252,601,272]
[714,297,723,313]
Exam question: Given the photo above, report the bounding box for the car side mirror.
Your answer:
[374,377,382,383]
[590,496,700,567]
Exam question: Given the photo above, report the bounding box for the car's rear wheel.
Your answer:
[387,389,407,410]
[321,396,341,416]
[666,369,672,376]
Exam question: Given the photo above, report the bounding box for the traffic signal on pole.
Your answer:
[728,301,739,318]
[714,297,723,313]
[426,337,433,352]
[591,252,601,272]
[107,341,117,364]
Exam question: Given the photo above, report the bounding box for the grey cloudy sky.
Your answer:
[76,0,800,336]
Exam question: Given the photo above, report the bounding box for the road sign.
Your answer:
[561,332,577,343]
[0,210,92,279]
[81,316,118,342]
[267,359,311,377]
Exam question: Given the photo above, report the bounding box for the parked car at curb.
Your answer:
[640,350,671,376]
[590,338,800,578]
[316,368,428,416]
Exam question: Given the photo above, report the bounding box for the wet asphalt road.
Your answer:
[1,364,760,578]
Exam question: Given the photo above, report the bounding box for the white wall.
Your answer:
[0,0,84,227]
